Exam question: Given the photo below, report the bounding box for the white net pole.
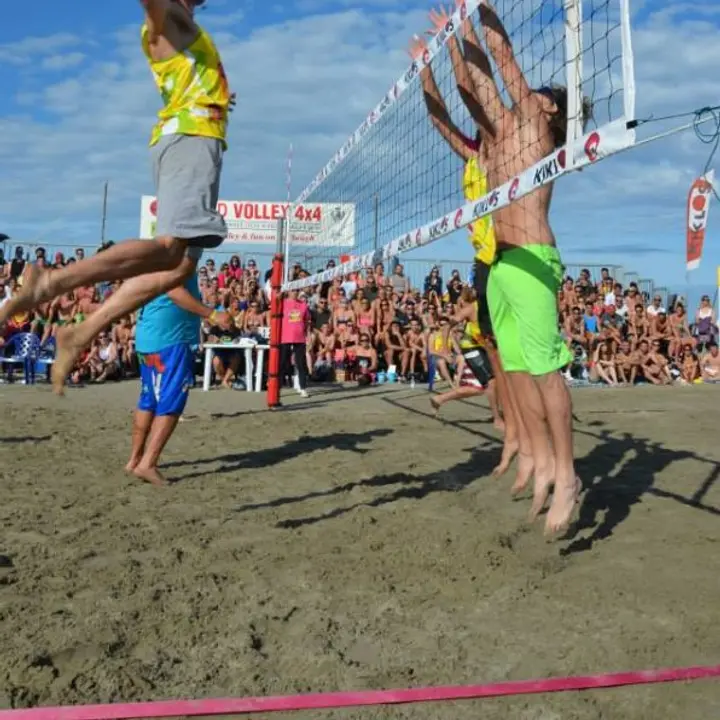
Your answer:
[563,0,584,169]
[619,0,637,127]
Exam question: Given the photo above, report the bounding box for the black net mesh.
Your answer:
[285,0,626,288]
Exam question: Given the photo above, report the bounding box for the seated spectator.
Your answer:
[668,302,694,358]
[589,338,618,386]
[700,342,720,382]
[351,333,378,386]
[646,293,666,318]
[87,331,121,383]
[428,316,455,385]
[694,294,715,349]
[615,340,634,384]
[402,318,427,380]
[678,349,700,384]
[643,339,673,385]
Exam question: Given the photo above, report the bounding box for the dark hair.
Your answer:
[536,84,593,148]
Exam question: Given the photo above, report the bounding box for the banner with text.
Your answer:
[139,197,355,246]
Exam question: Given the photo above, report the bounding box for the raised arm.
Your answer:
[426,6,495,138]
[409,36,474,162]
[458,6,509,135]
[478,0,536,116]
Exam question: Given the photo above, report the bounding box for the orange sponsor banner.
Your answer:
[686,170,715,272]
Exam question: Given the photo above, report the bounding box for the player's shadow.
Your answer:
[166,428,394,482]
[236,445,500,529]
[0,434,52,444]
[562,429,719,555]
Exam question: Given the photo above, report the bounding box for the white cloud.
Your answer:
[0,33,82,65]
[0,1,718,287]
[41,52,86,71]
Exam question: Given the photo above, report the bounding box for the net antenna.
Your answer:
[283,0,639,292]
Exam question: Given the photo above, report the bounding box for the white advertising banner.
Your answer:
[139,196,355,246]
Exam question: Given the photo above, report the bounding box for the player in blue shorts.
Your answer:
[126,273,229,486]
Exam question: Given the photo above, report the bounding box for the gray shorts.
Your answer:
[150,134,227,259]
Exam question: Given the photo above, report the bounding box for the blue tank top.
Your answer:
[583,313,598,333]
[136,276,202,354]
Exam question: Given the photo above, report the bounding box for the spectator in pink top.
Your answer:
[281,290,311,397]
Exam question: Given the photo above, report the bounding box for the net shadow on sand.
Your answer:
[164,428,394,483]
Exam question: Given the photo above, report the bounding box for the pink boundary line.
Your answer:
[2,664,719,720]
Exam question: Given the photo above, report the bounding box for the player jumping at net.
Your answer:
[127,278,230,486]
[0,0,232,393]
[409,6,529,484]
[460,0,592,534]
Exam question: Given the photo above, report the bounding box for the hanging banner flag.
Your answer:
[686,170,715,271]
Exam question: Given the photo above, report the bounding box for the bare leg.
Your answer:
[506,371,554,517]
[496,365,536,491]
[133,415,180,486]
[52,256,196,394]
[126,410,154,472]
[535,372,580,535]
[0,236,186,324]
[430,385,483,416]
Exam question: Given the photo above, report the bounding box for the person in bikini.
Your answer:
[700,342,720,381]
[455,0,591,533]
[642,339,673,385]
[352,333,379,386]
[403,319,428,379]
[0,0,233,393]
[614,340,633,385]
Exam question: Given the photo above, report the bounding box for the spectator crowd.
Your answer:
[2,243,720,390]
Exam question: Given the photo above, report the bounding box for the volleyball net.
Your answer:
[282,0,637,291]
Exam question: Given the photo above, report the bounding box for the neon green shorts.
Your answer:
[487,244,572,376]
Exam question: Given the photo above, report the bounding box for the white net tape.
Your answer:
[283,0,637,292]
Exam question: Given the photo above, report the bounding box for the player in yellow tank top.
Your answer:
[0,0,234,395]
[141,18,230,147]
[463,157,497,266]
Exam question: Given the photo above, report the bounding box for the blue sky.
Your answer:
[1,0,719,302]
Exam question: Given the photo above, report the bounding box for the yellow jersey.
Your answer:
[141,24,230,148]
[459,301,485,350]
[463,157,496,265]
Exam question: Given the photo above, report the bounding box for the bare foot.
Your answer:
[510,452,534,497]
[124,460,139,473]
[528,474,554,521]
[492,439,517,478]
[0,264,52,324]
[544,475,581,537]
[52,326,85,396]
[133,465,168,486]
[429,396,440,418]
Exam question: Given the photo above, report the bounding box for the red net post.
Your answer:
[267,252,284,408]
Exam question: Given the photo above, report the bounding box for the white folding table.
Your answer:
[201,340,269,392]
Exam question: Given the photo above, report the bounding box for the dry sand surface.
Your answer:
[1,381,719,720]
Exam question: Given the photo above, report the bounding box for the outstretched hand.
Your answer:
[427,5,451,35]
[407,34,427,60]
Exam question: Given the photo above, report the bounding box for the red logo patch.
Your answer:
[584,132,601,162]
